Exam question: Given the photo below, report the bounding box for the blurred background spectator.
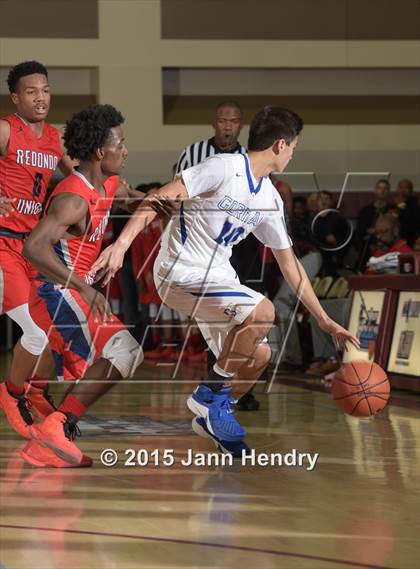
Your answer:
[355,178,391,270]
[312,191,349,276]
[389,178,420,247]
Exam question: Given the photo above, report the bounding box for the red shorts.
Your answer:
[29,279,126,380]
[0,236,37,314]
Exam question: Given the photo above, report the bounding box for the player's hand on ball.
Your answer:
[318,317,360,351]
[80,286,112,323]
[92,243,125,286]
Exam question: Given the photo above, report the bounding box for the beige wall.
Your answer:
[161,0,420,40]
[0,0,419,189]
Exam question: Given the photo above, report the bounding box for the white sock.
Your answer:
[213,363,234,379]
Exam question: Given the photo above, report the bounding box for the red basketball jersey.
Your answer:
[47,170,119,283]
[0,113,62,233]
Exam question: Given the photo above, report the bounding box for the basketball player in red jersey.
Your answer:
[20,104,144,467]
[0,61,75,440]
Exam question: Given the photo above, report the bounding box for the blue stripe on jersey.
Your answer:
[53,241,67,266]
[190,291,252,298]
[242,154,263,195]
[37,282,91,361]
[179,202,187,244]
[51,350,64,379]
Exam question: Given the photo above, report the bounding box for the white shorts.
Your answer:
[154,258,265,357]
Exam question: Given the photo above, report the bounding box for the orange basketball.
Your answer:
[331,361,390,417]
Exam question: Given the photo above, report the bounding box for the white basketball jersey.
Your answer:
[157,154,292,273]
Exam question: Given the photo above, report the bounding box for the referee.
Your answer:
[175,100,261,411]
[175,101,246,174]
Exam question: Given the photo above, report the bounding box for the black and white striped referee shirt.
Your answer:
[175,137,246,176]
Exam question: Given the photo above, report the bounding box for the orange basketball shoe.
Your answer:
[21,439,92,468]
[0,382,33,439]
[24,383,56,421]
[30,411,83,465]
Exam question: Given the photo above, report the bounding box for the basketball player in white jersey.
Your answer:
[93,106,359,455]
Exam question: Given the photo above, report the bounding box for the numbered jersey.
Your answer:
[158,153,292,272]
[46,170,119,283]
[0,113,62,233]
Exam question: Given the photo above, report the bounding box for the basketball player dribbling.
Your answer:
[0,61,75,439]
[93,106,360,457]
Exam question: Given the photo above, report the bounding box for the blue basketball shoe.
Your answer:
[187,385,246,442]
[192,417,251,459]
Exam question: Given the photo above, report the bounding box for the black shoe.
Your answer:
[236,392,260,411]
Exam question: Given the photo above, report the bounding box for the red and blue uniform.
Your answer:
[0,113,62,313]
[28,170,126,380]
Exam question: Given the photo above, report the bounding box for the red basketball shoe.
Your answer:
[25,383,56,421]
[30,411,83,465]
[0,382,33,439]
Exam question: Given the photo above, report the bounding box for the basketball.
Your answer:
[331,361,390,417]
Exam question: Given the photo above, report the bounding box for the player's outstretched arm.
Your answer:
[113,178,173,217]
[23,193,111,322]
[272,247,360,350]
[92,177,188,285]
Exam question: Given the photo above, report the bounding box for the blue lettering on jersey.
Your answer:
[217,195,261,226]
[215,220,245,246]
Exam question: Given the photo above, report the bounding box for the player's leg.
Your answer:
[28,285,143,465]
[6,304,56,410]
[31,331,143,465]
[4,324,56,425]
[155,266,273,442]
[207,310,267,408]
[188,297,274,442]
[231,343,271,401]
[192,343,271,457]
[0,240,56,437]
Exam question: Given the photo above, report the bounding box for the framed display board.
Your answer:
[343,290,386,364]
[387,292,420,377]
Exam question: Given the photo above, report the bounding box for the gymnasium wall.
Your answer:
[0,0,419,191]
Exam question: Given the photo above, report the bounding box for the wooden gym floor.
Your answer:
[0,354,419,569]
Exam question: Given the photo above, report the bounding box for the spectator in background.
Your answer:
[291,196,312,245]
[355,178,390,270]
[268,189,323,370]
[312,191,348,276]
[390,178,419,246]
[371,214,412,258]
[307,191,319,218]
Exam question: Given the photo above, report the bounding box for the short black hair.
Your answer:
[215,100,243,116]
[293,196,307,206]
[375,178,390,189]
[64,104,125,161]
[7,61,48,93]
[248,106,303,151]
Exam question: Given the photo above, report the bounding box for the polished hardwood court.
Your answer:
[1,355,419,569]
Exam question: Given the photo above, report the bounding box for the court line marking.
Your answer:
[0,523,397,569]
